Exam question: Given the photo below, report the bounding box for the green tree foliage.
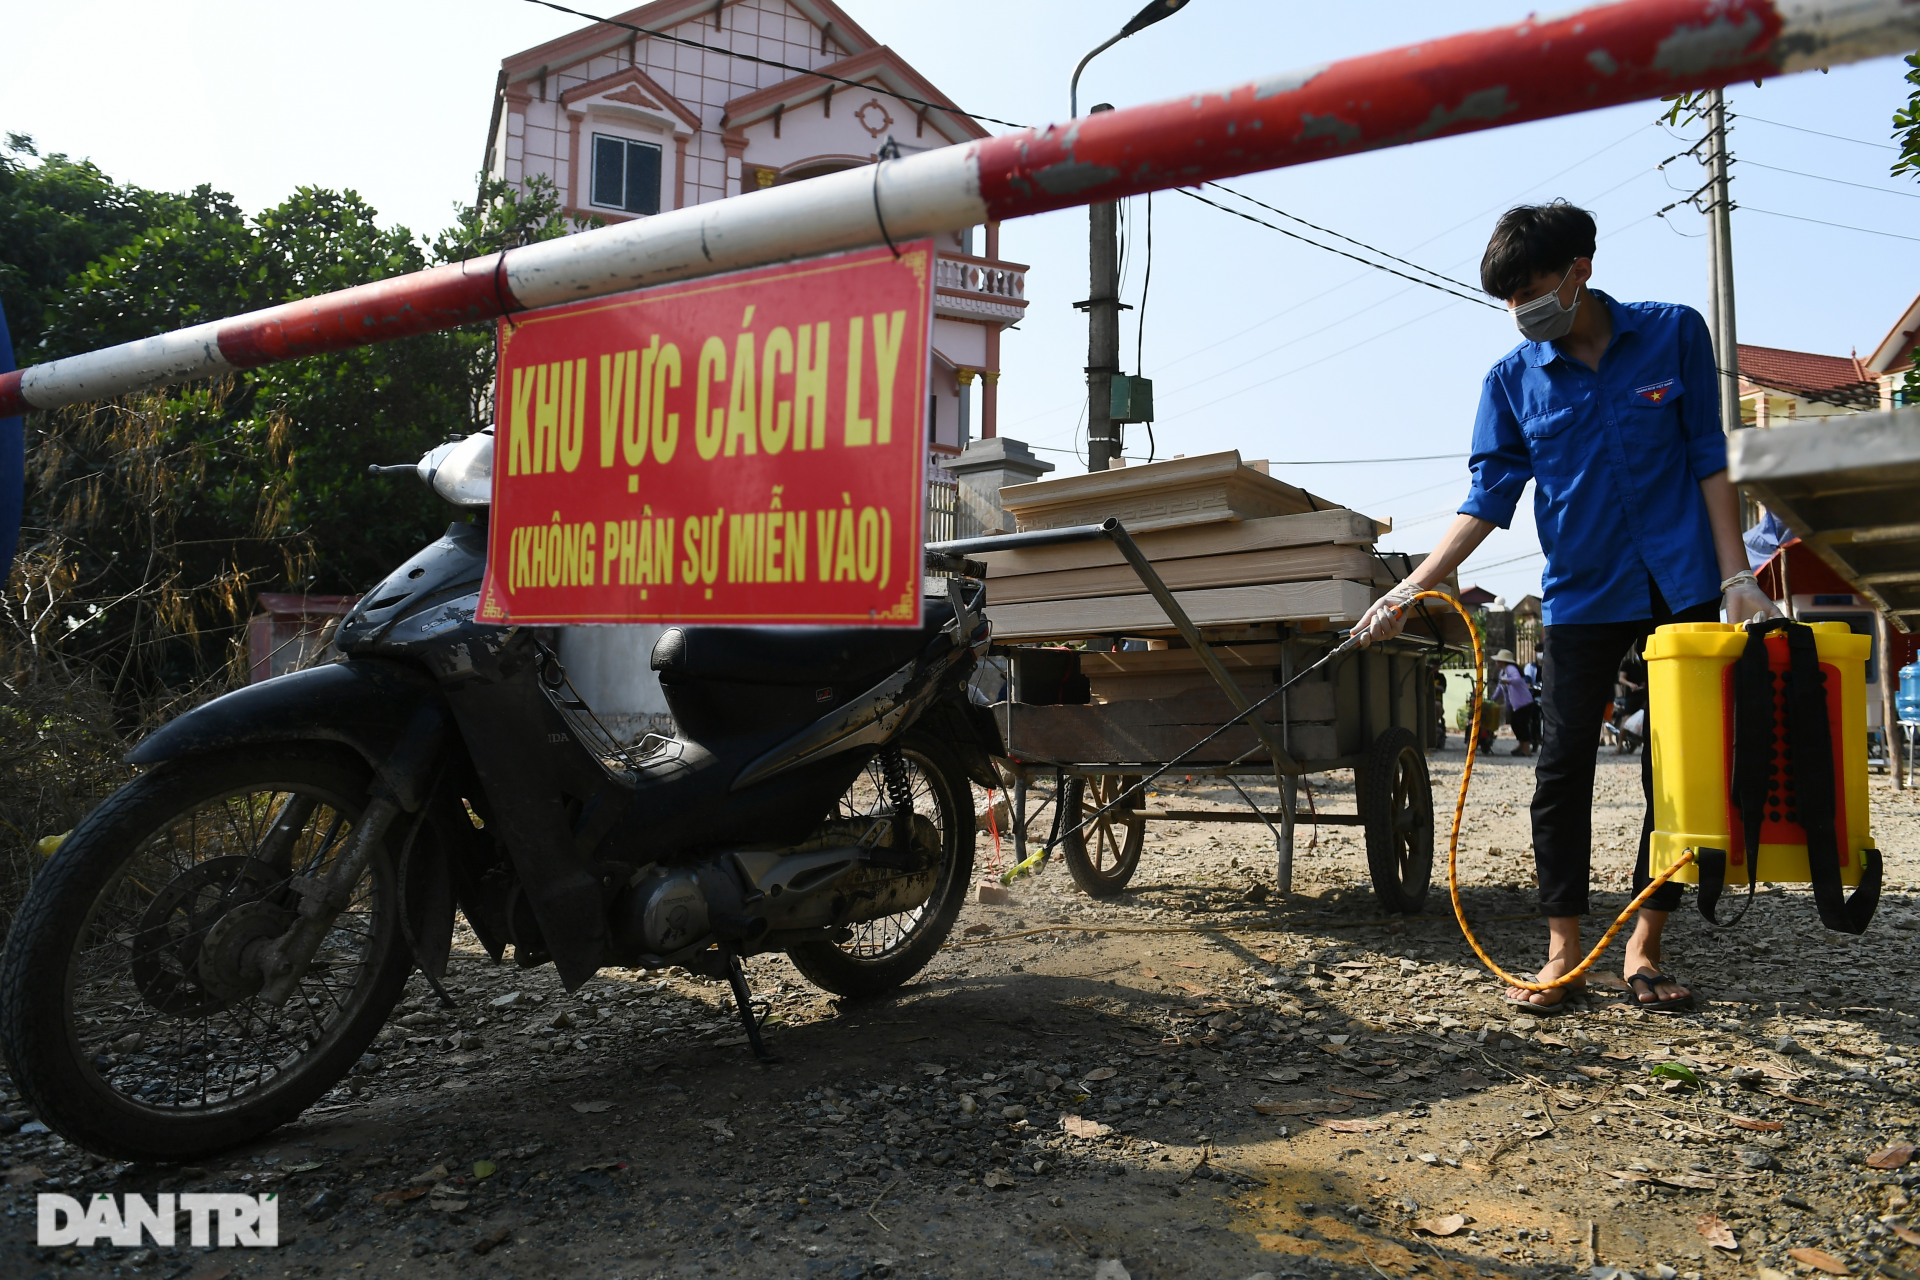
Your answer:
[4,140,580,598]
[0,133,242,360]
[3,139,583,721]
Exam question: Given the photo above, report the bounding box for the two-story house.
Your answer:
[482,0,1028,462]
[484,0,1034,737]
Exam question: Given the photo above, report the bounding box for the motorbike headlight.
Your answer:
[420,431,493,507]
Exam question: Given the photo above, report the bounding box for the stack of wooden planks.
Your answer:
[984,450,1419,644]
[984,450,1461,769]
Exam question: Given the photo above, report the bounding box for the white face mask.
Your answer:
[1512,265,1581,341]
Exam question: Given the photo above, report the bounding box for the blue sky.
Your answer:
[5,1,1915,601]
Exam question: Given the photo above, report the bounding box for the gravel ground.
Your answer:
[4,737,1920,1280]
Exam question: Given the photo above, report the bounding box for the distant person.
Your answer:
[1614,646,1650,754]
[1490,648,1539,756]
[1351,200,1779,1014]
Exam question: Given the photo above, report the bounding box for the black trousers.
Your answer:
[1530,594,1720,917]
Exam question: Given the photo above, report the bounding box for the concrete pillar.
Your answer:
[947,436,1054,534]
[956,369,975,448]
[983,324,1001,438]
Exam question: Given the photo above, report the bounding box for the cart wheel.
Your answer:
[1359,726,1434,914]
[1061,774,1145,897]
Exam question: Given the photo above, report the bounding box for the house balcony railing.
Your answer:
[933,252,1030,323]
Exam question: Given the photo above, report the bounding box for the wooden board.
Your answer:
[995,699,1341,767]
[1091,668,1340,708]
[978,508,1382,579]
[987,544,1388,604]
[1080,642,1290,677]
[1082,644,1341,707]
[1000,450,1372,534]
[986,579,1376,642]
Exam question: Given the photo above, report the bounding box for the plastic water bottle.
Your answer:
[1901,660,1920,725]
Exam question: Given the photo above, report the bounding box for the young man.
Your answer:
[1356,202,1777,1012]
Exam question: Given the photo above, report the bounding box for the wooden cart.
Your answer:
[930,521,1452,912]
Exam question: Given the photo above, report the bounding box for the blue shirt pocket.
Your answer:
[1620,373,1686,455]
[1520,406,1580,479]
[1627,374,1684,410]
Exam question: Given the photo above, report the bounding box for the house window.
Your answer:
[590,134,662,215]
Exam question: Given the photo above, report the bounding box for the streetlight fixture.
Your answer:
[1070,0,1194,471]
[1071,0,1193,119]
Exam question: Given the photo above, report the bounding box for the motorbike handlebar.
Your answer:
[923,550,987,578]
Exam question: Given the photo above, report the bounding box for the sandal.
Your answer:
[1503,984,1584,1016]
[1626,971,1695,1013]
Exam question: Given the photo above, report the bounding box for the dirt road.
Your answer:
[5,741,1920,1280]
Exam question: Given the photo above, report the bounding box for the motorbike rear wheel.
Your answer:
[786,730,974,999]
[0,744,411,1161]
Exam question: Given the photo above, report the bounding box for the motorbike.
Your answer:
[0,429,1002,1162]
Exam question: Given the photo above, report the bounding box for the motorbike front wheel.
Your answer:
[0,744,411,1161]
[786,729,974,999]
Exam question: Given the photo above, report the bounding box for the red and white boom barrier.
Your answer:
[3,0,1915,419]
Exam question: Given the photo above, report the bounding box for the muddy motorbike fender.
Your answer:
[125,658,464,982]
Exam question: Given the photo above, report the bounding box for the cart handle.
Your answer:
[926,522,1115,556]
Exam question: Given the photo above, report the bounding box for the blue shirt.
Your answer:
[1459,292,1726,625]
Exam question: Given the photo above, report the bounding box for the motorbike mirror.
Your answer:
[420,430,494,507]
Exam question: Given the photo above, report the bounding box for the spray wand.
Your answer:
[1000,588,1696,994]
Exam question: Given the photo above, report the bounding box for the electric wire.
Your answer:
[1169,297,1462,420]
[515,0,1031,130]
[1137,192,1153,375]
[1738,206,1920,243]
[1016,444,1466,466]
[1271,452,1469,465]
[990,119,1668,446]
[1734,112,1900,151]
[1204,181,1487,296]
[1139,191,1155,462]
[1005,119,1667,441]
[1459,550,1544,574]
[1155,278,1426,397]
[1176,188,1501,310]
[1371,475,1473,508]
[1738,158,1920,198]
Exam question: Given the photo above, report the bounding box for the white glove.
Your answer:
[1354,580,1423,648]
[1724,579,1781,626]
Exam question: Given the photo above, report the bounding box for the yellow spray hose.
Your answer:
[993,589,1694,991]
[1410,589,1695,993]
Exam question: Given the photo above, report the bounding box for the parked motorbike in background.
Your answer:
[0,429,1002,1161]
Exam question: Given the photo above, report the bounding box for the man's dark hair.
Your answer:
[1479,201,1597,299]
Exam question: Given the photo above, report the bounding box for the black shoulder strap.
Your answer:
[1782,620,1880,935]
[1706,620,1780,927]
[1694,846,1750,927]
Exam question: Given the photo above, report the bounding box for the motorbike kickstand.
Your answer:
[724,950,778,1063]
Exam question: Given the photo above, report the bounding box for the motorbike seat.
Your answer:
[651,596,958,688]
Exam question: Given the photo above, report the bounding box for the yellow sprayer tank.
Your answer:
[1645,621,1873,886]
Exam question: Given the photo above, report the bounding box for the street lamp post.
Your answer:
[1071,0,1192,473]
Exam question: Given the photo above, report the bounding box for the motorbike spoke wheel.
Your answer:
[785,731,974,999]
[0,747,410,1161]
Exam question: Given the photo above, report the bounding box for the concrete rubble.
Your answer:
[2,743,1916,1279]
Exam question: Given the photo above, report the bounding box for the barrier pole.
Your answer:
[2,0,1915,418]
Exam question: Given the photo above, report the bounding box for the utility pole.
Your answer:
[1084,103,1122,472]
[1706,87,1741,434]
